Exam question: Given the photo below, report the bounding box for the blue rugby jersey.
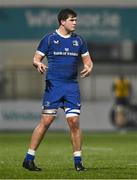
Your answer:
[37,30,89,81]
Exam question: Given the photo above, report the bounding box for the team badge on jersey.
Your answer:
[72,40,79,46]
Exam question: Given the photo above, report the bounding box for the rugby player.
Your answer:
[23,8,93,171]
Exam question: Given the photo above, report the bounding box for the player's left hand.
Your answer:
[80,65,92,78]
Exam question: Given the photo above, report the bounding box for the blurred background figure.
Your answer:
[112,75,132,106]
[110,75,137,129]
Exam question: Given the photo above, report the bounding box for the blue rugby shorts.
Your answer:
[42,80,81,116]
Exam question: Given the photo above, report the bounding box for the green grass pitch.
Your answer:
[0,131,137,179]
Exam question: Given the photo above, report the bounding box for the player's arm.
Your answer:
[33,52,48,74]
[80,54,93,78]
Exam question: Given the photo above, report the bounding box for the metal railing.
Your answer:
[1,66,137,102]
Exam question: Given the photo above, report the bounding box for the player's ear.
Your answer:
[61,20,66,26]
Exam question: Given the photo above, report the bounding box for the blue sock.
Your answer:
[74,156,81,165]
[25,153,35,161]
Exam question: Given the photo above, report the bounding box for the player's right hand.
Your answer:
[36,62,48,74]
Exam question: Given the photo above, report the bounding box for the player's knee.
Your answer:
[67,116,80,129]
[40,115,55,129]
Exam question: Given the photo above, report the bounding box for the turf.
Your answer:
[0,131,137,179]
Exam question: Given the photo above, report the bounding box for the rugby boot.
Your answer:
[75,161,87,171]
[23,159,42,171]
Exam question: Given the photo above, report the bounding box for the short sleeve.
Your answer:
[79,37,89,57]
[36,35,49,56]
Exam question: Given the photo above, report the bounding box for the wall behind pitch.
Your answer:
[0,100,114,131]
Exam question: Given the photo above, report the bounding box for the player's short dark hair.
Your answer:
[57,8,77,25]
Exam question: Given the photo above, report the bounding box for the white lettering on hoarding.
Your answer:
[25,10,57,27]
[25,10,121,29]
[25,10,121,40]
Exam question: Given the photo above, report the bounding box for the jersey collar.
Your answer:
[56,29,71,38]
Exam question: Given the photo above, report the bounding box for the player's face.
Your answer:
[62,15,77,32]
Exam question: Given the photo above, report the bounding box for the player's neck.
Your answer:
[57,27,72,37]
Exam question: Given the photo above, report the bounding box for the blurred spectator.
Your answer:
[110,75,134,129]
[112,75,132,106]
